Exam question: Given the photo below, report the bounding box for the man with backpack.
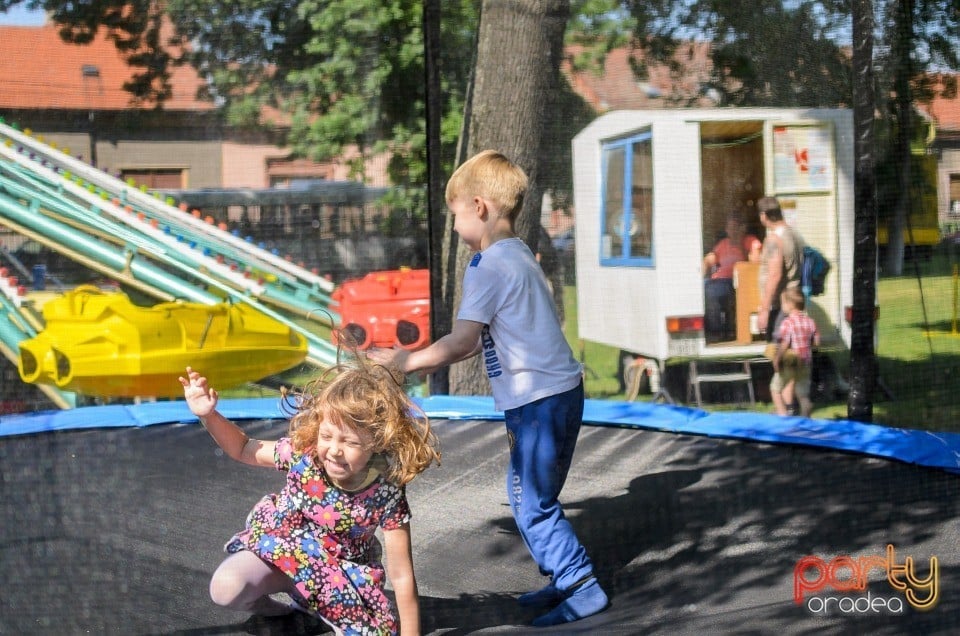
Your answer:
[756,196,804,341]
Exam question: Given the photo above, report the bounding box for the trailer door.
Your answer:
[764,119,845,346]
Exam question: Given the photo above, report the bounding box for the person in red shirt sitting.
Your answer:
[703,213,761,341]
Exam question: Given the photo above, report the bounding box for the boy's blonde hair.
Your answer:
[445,149,528,221]
[285,359,441,486]
[781,287,805,311]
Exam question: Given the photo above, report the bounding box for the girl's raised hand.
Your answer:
[367,346,408,371]
[179,366,219,417]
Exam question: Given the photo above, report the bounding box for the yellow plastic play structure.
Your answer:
[18,286,307,398]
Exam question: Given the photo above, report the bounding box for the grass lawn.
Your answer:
[563,246,960,432]
[816,250,960,431]
[561,287,624,399]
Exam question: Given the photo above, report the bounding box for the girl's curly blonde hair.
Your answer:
[283,358,440,486]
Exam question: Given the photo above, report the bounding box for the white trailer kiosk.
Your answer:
[572,108,854,401]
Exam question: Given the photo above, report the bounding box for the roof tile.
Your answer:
[0,23,212,111]
[921,74,960,132]
[563,42,715,112]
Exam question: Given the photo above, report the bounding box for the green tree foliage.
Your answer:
[873,0,960,274]
[564,0,957,117]
[6,0,958,181]
[565,0,958,274]
[8,0,959,273]
[165,0,477,194]
[603,0,854,107]
[0,0,477,197]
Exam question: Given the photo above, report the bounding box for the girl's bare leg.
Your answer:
[209,550,297,616]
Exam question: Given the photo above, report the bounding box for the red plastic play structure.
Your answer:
[331,268,430,350]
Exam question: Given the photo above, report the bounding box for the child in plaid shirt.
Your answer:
[771,287,820,417]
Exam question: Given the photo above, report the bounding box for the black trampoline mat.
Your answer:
[2,418,958,635]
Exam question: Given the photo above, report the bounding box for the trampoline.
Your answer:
[2,400,959,635]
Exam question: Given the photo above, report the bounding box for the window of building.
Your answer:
[266,156,333,188]
[950,173,960,217]
[600,131,653,266]
[121,168,185,190]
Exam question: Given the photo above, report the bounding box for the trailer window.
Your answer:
[600,132,653,266]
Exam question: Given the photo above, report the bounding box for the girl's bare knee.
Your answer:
[208,552,294,613]
[209,570,246,609]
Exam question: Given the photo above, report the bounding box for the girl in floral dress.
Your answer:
[179,360,441,636]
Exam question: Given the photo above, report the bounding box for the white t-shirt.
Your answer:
[456,238,583,411]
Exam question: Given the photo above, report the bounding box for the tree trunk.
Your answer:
[447,0,571,396]
[848,0,878,422]
[883,0,914,277]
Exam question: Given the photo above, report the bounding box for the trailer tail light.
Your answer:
[844,306,879,324]
[666,316,704,334]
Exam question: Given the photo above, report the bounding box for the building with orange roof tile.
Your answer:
[0,22,222,188]
[5,20,957,225]
[562,41,716,112]
[920,74,960,221]
[0,22,380,190]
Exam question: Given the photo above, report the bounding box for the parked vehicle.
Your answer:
[572,108,856,397]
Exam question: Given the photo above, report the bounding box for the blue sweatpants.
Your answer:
[504,382,594,592]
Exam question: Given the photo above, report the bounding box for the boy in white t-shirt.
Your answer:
[370,150,608,626]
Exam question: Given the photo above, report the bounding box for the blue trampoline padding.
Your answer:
[2,396,959,474]
[414,395,503,421]
[0,399,285,437]
[580,400,960,474]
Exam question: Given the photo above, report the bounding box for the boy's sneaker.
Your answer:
[517,582,563,607]
[532,578,608,627]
